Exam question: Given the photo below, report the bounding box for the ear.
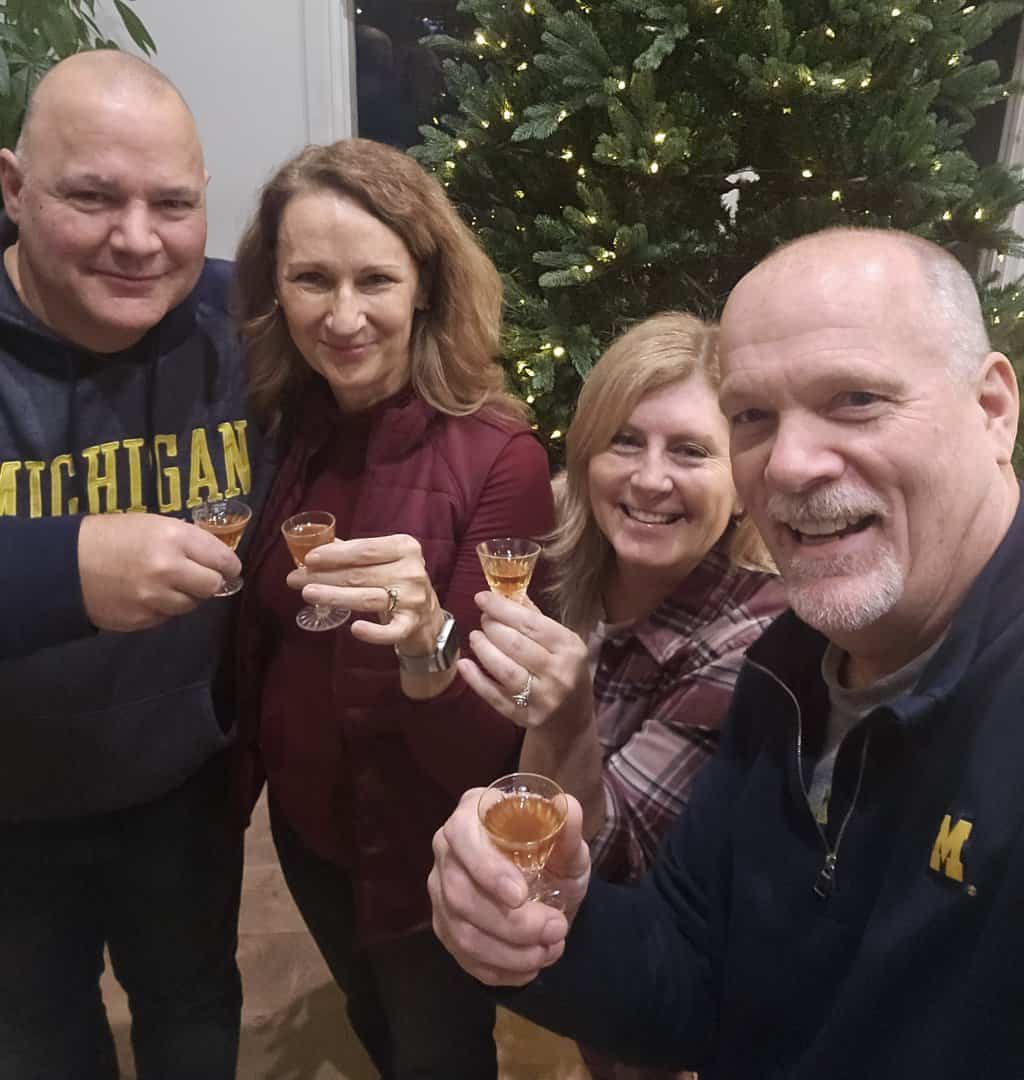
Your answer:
[975,351,1020,466]
[0,149,26,223]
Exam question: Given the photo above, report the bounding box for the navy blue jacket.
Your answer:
[507,486,1024,1078]
[0,247,262,821]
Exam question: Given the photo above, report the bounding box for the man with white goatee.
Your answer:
[427,227,1024,1079]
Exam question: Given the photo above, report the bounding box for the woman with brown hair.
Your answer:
[234,138,553,1078]
[460,312,786,1080]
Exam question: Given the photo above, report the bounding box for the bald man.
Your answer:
[427,228,1024,1078]
[0,52,259,1078]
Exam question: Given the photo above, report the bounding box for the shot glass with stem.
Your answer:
[478,772,568,909]
[281,511,350,632]
[475,538,541,603]
[191,497,252,597]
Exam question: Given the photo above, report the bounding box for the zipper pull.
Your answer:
[814,852,837,899]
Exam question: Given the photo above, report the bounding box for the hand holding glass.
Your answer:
[281,511,351,632]
[191,497,251,597]
[476,538,541,603]
[478,772,567,908]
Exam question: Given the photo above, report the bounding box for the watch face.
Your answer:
[397,613,458,673]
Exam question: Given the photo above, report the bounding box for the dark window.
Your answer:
[354,0,463,149]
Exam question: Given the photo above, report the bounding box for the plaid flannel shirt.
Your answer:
[588,545,786,883]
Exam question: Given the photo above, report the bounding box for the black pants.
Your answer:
[270,800,498,1080]
[0,752,243,1080]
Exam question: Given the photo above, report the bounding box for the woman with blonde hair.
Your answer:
[460,311,786,1080]
[233,138,553,1078]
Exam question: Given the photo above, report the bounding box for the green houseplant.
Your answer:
[0,0,155,150]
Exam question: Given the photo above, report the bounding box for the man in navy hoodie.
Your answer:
[429,228,1024,1078]
[0,51,255,1078]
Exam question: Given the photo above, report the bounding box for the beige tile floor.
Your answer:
[101,792,588,1079]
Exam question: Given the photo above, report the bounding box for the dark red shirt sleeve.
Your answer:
[398,430,554,795]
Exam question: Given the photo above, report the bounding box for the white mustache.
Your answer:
[766,486,886,528]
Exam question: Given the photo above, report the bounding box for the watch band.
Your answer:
[395,611,459,674]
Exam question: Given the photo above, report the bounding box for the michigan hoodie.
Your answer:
[0,236,261,821]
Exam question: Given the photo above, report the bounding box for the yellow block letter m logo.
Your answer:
[929,814,973,883]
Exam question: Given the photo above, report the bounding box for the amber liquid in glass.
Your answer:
[284,521,334,568]
[483,794,563,875]
[196,513,249,552]
[481,558,534,602]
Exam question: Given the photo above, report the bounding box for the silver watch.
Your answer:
[395,611,459,674]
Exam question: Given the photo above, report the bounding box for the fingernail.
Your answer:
[498,875,526,907]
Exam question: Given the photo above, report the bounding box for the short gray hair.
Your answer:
[910,239,992,383]
[765,227,992,384]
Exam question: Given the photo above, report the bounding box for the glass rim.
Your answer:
[475,537,542,558]
[192,496,251,521]
[281,510,336,533]
[477,771,568,847]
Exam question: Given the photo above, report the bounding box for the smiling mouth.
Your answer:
[621,505,684,526]
[785,515,878,545]
[323,341,373,352]
[98,272,162,282]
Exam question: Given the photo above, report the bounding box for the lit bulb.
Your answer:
[517,61,528,71]
[772,79,781,88]
[942,210,953,220]
[562,148,574,160]
[618,80,627,90]
[963,3,976,11]
[503,109,514,120]
[444,159,455,169]
[586,214,597,224]
[584,264,594,273]
[526,394,535,403]
[550,430,563,439]
[765,24,772,30]
[714,4,723,12]
[514,189,525,199]
[481,120,490,129]
[578,166,587,177]
[553,346,566,358]
[649,162,660,174]
[831,190,841,201]
[932,160,941,172]
[832,77,845,86]
[891,6,900,15]
[947,54,960,66]
[782,106,792,115]
[475,31,487,45]
[974,208,985,221]
[558,109,569,121]
[993,315,1001,325]
[500,40,508,48]
[825,26,835,38]
[860,76,872,88]
[654,132,667,144]
[523,1,534,11]
[457,139,468,149]
[801,168,813,178]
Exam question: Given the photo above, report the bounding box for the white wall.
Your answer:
[97,0,357,259]
[996,19,1024,284]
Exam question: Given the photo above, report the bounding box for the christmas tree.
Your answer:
[410,0,1024,461]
